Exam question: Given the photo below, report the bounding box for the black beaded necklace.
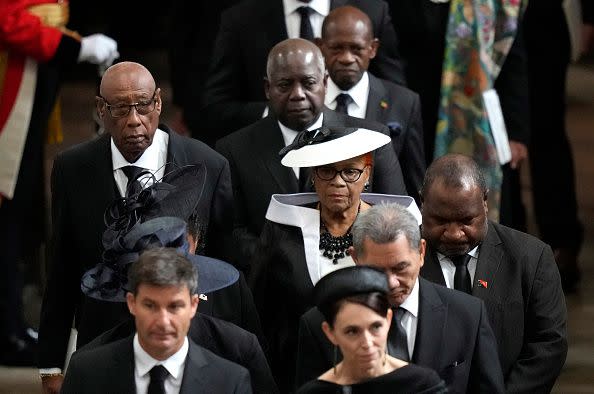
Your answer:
[319,202,361,264]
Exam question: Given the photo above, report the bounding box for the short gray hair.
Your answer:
[128,248,198,295]
[352,203,421,253]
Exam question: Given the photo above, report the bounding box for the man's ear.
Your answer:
[126,292,136,316]
[348,246,357,262]
[419,239,426,268]
[321,321,337,346]
[95,96,106,119]
[264,78,271,101]
[314,37,324,49]
[369,38,379,59]
[190,294,199,318]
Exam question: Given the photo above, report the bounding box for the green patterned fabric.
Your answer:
[434,0,524,221]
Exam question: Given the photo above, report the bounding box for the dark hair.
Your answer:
[319,291,390,328]
[128,247,198,295]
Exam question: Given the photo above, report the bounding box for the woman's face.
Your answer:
[313,155,370,214]
[322,302,392,374]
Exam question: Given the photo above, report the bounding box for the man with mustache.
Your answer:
[419,153,568,392]
[37,61,234,393]
[296,203,505,393]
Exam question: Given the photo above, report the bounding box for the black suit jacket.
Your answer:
[38,126,234,369]
[215,108,407,264]
[81,313,278,394]
[61,336,252,394]
[200,0,405,145]
[364,73,425,202]
[296,277,505,394]
[387,1,529,163]
[421,221,568,393]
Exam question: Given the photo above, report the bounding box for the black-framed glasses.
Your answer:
[99,90,158,118]
[314,167,366,182]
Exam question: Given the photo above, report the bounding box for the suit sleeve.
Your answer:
[234,366,254,394]
[59,352,84,393]
[399,92,425,203]
[203,155,234,262]
[372,131,408,195]
[468,300,506,393]
[504,245,568,393]
[37,155,79,369]
[495,22,530,145]
[366,0,407,86]
[201,8,267,142]
[242,330,279,394]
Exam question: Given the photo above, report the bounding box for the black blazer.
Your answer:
[296,277,505,394]
[387,1,530,162]
[38,126,234,369]
[215,108,407,264]
[61,336,253,394]
[200,0,406,145]
[81,313,278,394]
[421,221,568,393]
[365,73,425,202]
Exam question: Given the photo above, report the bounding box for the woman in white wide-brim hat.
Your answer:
[248,125,421,390]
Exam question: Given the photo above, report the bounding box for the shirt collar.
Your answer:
[437,244,480,262]
[134,333,189,381]
[111,128,167,171]
[399,277,420,318]
[326,72,369,110]
[283,0,330,17]
[278,112,324,147]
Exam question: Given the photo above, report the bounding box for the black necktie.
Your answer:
[297,6,314,40]
[121,165,145,197]
[334,93,353,115]
[451,254,472,294]
[389,307,410,362]
[148,365,168,394]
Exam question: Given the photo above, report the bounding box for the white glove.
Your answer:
[78,33,119,67]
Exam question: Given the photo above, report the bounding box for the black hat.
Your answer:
[313,266,389,308]
[279,125,390,168]
[81,216,239,302]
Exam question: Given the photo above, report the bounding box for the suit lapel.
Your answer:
[265,0,289,42]
[260,117,299,193]
[180,340,210,394]
[473,223,504,297]
[112,337,136,392]
[412,278,446,368]
[421,249,447,286]
[161,125,185,173]
[366,74,388,123]
[89,134,119,202]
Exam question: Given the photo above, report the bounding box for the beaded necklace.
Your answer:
[319,202,361,264]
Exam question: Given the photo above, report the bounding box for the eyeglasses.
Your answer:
[314,167,366,182]
[99,90,158,118]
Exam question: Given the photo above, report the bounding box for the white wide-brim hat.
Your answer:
[280,127,390,168]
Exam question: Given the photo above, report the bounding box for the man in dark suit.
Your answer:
[38,61,233,393]
[295,203,504,393]
[388,1,530,229]
[215,38,407,265]
[419,153,568,393]
[200,0,406,146]
[317,5,425,202]
[61,248,252,394]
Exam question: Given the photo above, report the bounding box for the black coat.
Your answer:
[38,126,234,369]
[421,221,568,393]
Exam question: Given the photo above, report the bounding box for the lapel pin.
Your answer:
[380,100,389,109]
[477,279,488,288]
[199,293,208,301]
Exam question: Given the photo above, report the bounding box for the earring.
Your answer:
[364,181,369,192]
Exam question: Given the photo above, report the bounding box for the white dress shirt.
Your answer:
[111,128,168,197]
[437,245,480,289]
[325,71,370,119]
[134,334,188,394]
[283,0,330,39]
[278,114,324,179]
[398,277,419,358]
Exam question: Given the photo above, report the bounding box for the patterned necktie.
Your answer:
[389,307,410,362]
[148,365,168,394]
[297,6,314,41]
[450,254,472,294]
[334,93,353,115]
[121,165,145,197]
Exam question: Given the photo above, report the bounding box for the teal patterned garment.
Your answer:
[434,0,524,221]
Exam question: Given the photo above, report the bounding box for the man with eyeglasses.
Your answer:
[215,38,407,268]
[37,61,234,394]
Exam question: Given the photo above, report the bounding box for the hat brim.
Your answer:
[281,128,390,168]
